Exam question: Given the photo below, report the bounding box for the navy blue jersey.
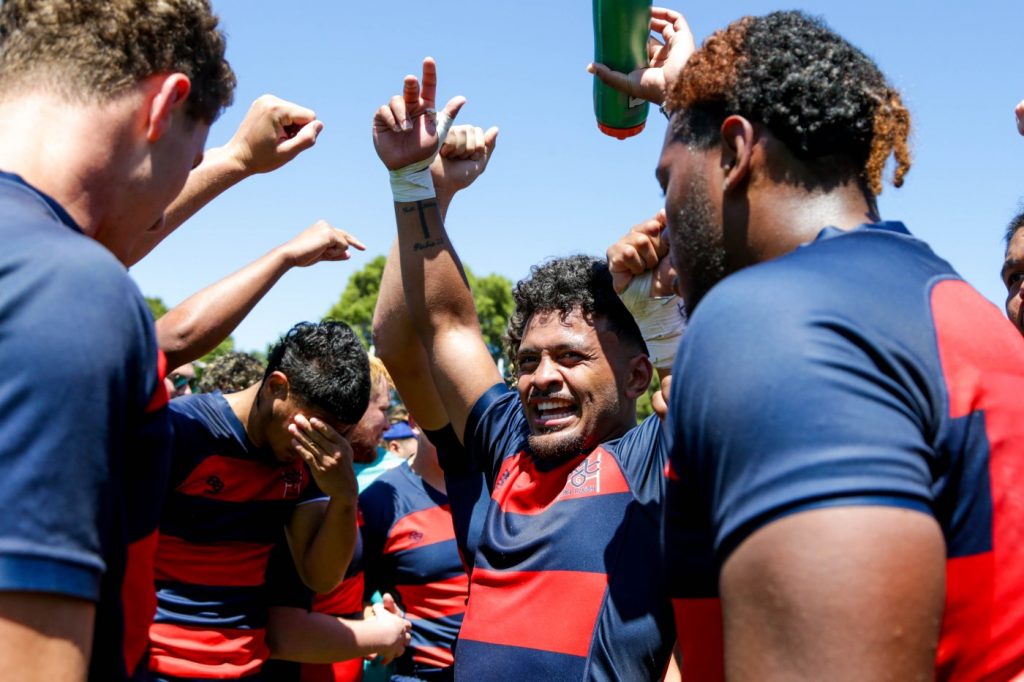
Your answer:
[666,221,1024,679]
[445,385,674,681]
[361,462,469,674]
[150,392,325,681]
[0,172,170,681]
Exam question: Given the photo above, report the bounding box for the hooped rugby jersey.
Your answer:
[666,221,1024,680]
[445,385,674,680]
[0,171,172,681]
[361,461,469,675]
[149,392,326,681]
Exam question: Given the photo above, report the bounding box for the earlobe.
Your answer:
[146,74,192,142]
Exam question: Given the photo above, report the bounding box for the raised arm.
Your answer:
[371,58,502,441]
[373,124,498,432]
[157,221,363,369]
[606,209,685,416]
[587,7,696,106]
[126,95,323,266]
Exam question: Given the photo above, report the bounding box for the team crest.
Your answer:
[281,467,304,498]
[560,452,601,498]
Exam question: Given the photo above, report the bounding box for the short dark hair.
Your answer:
[265,321,370,426]
[505,255,647,371]
[0,0,236,123]
[1006,208,1024,253]
[198,352,266,394]
[666,11,910,197]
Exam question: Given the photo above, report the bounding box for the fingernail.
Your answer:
[402,119,412,131]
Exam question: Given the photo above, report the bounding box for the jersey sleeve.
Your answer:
[427,424,489,572]
[669,272,937,565]
[461,384,529,485]
[0,244,158,600]
[609,414,668,507]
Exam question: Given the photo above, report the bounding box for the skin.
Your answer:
[654,106,944,682]
[225,374,358,594]
[1001,227,1024,336]
[516,309,650,459]
[0,72,209,679]
[347,376,392,464]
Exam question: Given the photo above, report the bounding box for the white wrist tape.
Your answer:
[617,270,687,372]
[388,110,455,203]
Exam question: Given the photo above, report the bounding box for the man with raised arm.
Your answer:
[370,59,684,680]
[597,7,1024,680]
[0,2,234,680]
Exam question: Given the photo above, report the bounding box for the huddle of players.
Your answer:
[3,2,1024,682]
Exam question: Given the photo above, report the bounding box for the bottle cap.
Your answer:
[598,120,646,140]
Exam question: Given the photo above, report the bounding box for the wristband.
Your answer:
[617,270,687,372]
[388,109,455,203]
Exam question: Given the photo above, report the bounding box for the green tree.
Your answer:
[325,256,514,364]
[145,296,168,321]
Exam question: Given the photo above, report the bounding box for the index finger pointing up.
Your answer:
[421,57,437,110]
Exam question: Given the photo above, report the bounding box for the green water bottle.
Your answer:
[593,0,652,139]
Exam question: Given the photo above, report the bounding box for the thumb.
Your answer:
[484,126,499,154]
[588,62,632,96]
[381,592,398,614]
[441,95,466,123]
[1016,99,1024,136]
[279,120,323,156]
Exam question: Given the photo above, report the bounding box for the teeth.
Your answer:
[537,400,572,411]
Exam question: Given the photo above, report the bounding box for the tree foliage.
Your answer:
[324,256,514,361]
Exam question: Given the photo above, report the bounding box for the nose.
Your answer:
[532,355,562,393]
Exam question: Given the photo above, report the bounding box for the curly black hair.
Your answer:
[198,352,266,394]
[1006,208,1024,254]
[504,255,647,371]
[666,11,910,197]
[265,320,370,426]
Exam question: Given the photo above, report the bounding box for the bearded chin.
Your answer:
[672,172,726,316]
[528,430,587,460]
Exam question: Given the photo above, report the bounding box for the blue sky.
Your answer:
[130,0,1024,352]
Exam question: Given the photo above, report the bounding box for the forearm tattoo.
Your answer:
[401,200,444,251]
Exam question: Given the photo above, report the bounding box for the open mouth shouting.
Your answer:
[531,395,579,432]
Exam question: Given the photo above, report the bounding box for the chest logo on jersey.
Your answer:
[560,452,603,499]
[281,467,304,498]
[205,475,225,495]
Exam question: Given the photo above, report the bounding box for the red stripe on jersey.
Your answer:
[147,350,169,413]
[175,455,310,502]
[412,644,454,669]
[673,597,724,681]
[122,529,160,673]
[458,568,606,656]
[932,280,1024,678]
[490,447,630,516]
[313,572,365,616]
[155,534,273,587]
[300,657,363,682]
[395,573,469,621]
[383,504,456,554]
[664,459,680,481]
[149,623,268,678]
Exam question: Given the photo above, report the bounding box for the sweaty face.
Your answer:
[516,309,634,460]
[1002,228,1024,337]
[348,377,391,464]
[657,138,727,315]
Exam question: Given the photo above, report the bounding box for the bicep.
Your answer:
[719,505,944,682]
[0,592,95,681]
[426,327,503,442]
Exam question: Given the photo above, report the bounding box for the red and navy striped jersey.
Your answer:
[666,221,1024,680]
[447,385,674,680]
[149,392,326,681]
[360,462,469,675]
[0,171,172,681]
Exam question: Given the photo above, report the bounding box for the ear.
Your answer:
[624,354,654,401]
[146,73,192,143]
[265,371,291,400]
[386,441,399,454]
[719,115,756,193]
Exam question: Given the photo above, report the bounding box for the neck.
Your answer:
[224,384,264,447]
[0,92,140,250]
[740,177,879,265]
[409,450,446,494]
